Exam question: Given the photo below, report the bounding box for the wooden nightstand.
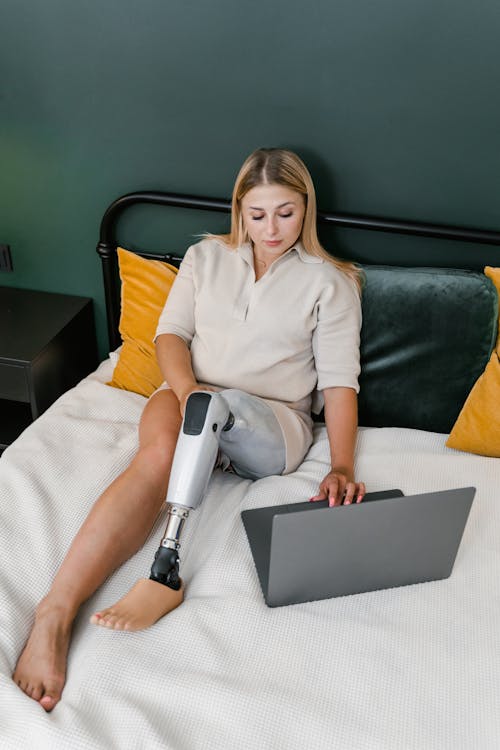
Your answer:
[0,287,98,453]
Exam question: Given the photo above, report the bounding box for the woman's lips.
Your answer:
[265,240,282,247]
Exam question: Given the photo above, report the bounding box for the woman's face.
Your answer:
[241,183,306,258]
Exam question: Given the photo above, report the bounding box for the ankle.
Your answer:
[36,595,78,626]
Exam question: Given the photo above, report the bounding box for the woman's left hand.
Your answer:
[310,469,366,508]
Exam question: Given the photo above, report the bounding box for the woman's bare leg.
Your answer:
[12,389,182,712]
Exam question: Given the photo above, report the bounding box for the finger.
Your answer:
[356,482,367,503]
[343,483,356,505]
[329,493,343,507]
[309,490,327,502]
[327,479,343,507]
[330,475,348,507]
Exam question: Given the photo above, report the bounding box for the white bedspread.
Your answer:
[1,360,499,749]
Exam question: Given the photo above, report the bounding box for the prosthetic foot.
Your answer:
[90,578,185,630]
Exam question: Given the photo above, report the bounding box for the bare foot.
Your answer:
[90,578,184,631]
[13,599,74,712]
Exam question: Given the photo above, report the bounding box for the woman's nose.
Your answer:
[266,215,278,235]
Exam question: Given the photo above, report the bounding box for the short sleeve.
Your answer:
[312,274,362,393]
[155,246,196,345]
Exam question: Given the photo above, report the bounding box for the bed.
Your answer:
[1,191,500,749]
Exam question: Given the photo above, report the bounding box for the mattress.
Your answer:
[1,359,499,749]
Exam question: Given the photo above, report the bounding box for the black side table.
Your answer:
[0,287,99,453]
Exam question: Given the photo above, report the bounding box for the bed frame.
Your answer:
[96,191,500,351]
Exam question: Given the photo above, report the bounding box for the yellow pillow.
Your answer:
[107,247,178,398]
[446,266,500,457]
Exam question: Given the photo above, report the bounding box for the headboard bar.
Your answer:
[319,213,500,245]
[96,190,500,351]
[98,191,500,248]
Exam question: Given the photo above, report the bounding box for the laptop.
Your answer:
[241,487,475,607]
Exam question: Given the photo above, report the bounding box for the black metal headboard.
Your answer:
[96,191,500,351]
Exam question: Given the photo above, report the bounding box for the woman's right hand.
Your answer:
[178,384,215,418]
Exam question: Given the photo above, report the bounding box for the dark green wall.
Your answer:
[1,0,499,358]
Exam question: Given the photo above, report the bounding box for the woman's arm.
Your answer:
[155,333,203,415]
[310,386,366,507]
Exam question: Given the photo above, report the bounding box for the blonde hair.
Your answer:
[209,148,363,291]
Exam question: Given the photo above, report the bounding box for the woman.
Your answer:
[13,148,365,712]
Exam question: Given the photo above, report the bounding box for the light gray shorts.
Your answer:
[152,383,313,476]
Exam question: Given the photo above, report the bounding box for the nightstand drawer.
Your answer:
[0,362,29,402]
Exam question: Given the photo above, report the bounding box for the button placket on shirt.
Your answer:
[233,280,253,321]
[237,255,282,321]
[232,245,300,322]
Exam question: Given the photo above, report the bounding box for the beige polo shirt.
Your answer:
[155,238,361,472]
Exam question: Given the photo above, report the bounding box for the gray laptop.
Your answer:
[241,487,475,607]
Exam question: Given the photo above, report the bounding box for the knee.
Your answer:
[133,437,176,483]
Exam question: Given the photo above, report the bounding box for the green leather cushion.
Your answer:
[358,266,498,433]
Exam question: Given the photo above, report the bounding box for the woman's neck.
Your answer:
[252,245,290,279]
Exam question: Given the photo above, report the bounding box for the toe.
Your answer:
[16,677,31,698]
[104,614,118,628]
[91,609,116,628]
[39,677,64,712]
[31,684,44,702]
[40,694,58,712]
[115,614,137,631]
[111,613,130,630]
[24,683,33,698]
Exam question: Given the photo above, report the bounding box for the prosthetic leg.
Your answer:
[149,391,233,591]
[148,389,286,594]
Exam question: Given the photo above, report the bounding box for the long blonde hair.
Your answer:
[209,148,363,291]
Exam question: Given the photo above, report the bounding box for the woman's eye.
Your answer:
[250,212,292,221]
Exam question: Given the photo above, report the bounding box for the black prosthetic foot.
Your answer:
[149,546,182,590]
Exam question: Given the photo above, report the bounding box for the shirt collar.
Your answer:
[238,240,323,265]
[292,240,323,264]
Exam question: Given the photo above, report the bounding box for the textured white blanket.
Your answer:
[1,360,499,749]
